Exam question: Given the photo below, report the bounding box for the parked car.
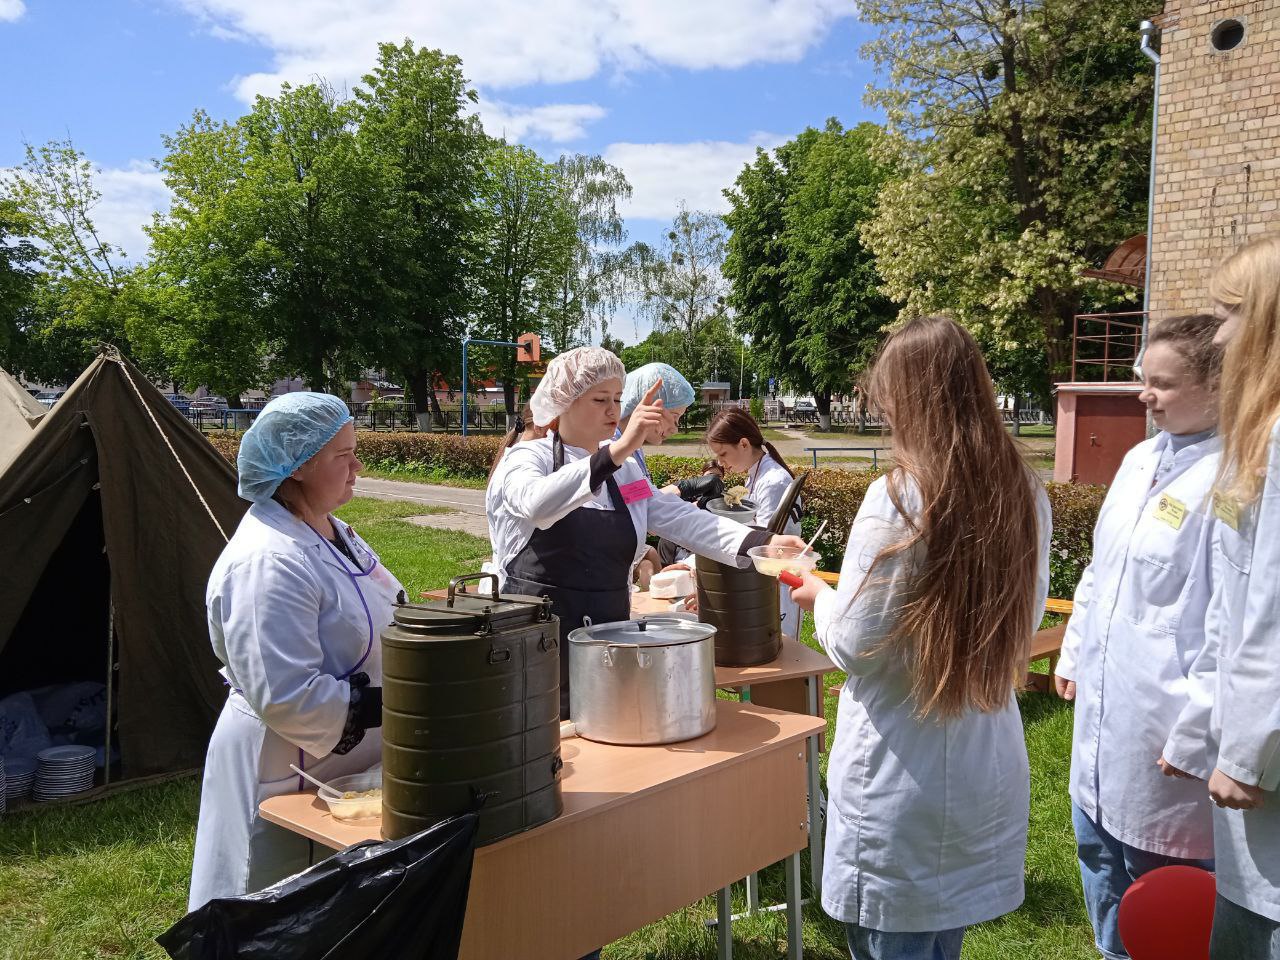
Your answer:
[188,396,228,412]
[34,390,66,408]
[794,399,816,414]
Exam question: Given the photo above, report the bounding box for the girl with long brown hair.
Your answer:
[1194,234,1280,959]
[789,316,1051,959]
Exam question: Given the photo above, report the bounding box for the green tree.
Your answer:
[858,0,1158,396]
[472,143,577,416]
[0,199,39,371]
[548,154,650,352]
[724,120,896,429]
[0,139,144,383]
[353,40,487,429]
[641,206,729,377]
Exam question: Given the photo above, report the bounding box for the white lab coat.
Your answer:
[814,474,1051,932]
[491,435,758,589]
[748,453,802,636]
[484,447,518,580]
[189,500,404,910]
[1197,421,1280,921]
[1055,431,1220,859]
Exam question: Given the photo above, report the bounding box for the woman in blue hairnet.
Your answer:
[188,393,405,910]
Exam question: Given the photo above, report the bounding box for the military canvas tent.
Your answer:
[0,365,46,468]
[0,349,247,780]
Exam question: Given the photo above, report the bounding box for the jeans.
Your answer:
[1210,894,1280,960]
[843,922,965,960]
[1072,804,1214,959]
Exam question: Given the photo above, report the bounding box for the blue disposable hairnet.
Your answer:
[621,363,695,419]
[236,392,354,503]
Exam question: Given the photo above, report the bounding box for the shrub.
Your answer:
[204,431,505,481]
[1044,481,1106,600]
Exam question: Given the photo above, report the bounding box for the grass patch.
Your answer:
[0,511,1093,959]
[360,463,488,490]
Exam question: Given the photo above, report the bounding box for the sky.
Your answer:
[0,0,882,343]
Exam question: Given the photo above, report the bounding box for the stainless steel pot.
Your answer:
[567,617,717,745]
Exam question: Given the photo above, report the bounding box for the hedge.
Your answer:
[207,433,1104,598]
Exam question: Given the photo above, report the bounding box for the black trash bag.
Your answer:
[157,811,480,960]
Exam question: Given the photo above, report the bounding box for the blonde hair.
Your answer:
[861,316,1041,720]
[1209,234,1280,504]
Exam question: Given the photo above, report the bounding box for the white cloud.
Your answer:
[92,163,171,263]
[0,0,25,22]
[474,98,607,143]
[174,0,851,99]
[603,135,785,221]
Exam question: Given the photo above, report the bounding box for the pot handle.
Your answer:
[604,642,653,669]
[447,573,500,606]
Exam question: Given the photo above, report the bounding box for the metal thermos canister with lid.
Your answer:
[380,573,563,845]
[695,471,808,667]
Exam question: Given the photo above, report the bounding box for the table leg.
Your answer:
[806,675,824,897]
[717,886,733,960]
[746,872,760,913]
[786,850,804,960]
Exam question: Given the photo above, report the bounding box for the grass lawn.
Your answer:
[0,499,1094,959]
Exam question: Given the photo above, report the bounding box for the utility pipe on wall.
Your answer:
[1137,19,1162,379]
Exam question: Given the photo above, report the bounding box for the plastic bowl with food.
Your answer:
[319,771,383,822]
[746,544,821,579]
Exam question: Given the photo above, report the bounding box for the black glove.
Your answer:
[332,672,383,755]
[676,473,725,505]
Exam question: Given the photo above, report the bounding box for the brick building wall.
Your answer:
[1148,0,1280,318]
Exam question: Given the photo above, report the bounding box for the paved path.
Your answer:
[354,477,485,512]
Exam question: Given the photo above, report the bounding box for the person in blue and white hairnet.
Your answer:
[189,392,405,910]
[612,362,696,478]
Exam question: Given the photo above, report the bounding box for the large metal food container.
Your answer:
[381,574,563,845]
[568,617,717,745]
[696,497,783,667]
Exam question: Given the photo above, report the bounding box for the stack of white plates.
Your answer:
[5,758,36,803]
[34,745,96,801]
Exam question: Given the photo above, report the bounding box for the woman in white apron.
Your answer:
[485,402,546,579]
[1054,313,1224,960]
[704,409,803,637]
[189,392,405,910]
[1193,235,1280,959]
[788,317,1051,960]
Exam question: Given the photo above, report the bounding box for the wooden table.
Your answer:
[261,700,826,960]
[632,590,837,914]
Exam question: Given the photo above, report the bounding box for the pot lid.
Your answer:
[392,587,552,635]
[567,617,716,648]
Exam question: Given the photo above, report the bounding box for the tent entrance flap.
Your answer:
[0,489,111,697]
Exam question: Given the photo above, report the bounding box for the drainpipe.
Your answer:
[1137,20,1161,380]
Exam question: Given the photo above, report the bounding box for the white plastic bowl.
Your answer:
[319,771,383,822]
[746,544,821,579]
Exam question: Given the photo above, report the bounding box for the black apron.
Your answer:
[505,437,638,720]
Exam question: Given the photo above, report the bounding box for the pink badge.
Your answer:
[618,478,653,505]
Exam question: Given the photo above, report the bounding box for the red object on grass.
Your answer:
[1118,865,1216,960]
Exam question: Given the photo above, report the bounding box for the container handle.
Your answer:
[448,573,500,606]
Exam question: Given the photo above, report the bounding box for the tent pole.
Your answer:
[104,597,114,786]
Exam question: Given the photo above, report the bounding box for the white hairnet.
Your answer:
[529,346,625,426]
[236,392,354,503]
[621,362,695,419]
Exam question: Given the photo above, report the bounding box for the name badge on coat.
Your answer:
[1212,491,1241,531]
[618,478,653,505]
[1152,493,1187,530]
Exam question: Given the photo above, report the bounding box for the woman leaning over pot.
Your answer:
[490,346,806,720]
[189,393,404,910]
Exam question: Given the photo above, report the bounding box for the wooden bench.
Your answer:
[813,570,1073,696]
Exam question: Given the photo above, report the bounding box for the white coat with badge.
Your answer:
[1056,431,1221,859]
[813,474,1052,931]
[1195,421,1280,921]
[491,435,757,590]
[748,453,802,636]
[188,499,404,910]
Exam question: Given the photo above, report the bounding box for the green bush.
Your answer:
[205,431,506,481]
